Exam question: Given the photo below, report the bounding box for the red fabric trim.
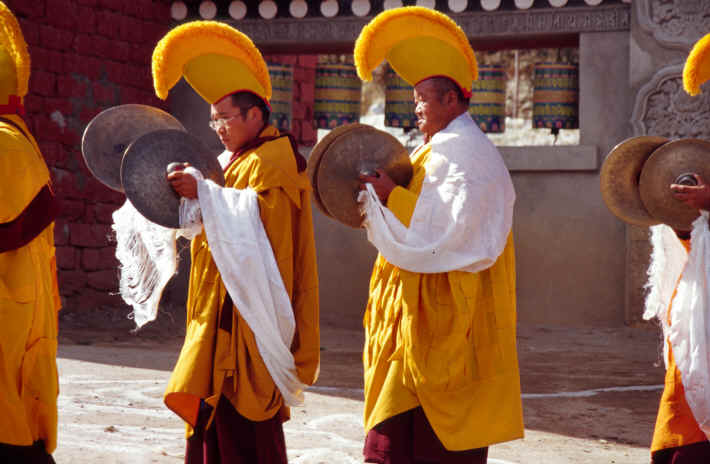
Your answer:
[0,185,61,253]
[224,133,306,174]
[0,95,26,116]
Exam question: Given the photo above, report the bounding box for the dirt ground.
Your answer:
[53,316,666,464]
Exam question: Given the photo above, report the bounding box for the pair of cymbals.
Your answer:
[307,123,413,228]
[601,136,710,231]
[81,104,225,229]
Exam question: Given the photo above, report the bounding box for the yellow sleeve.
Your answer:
[0,131,48,223]
[258,187,320,385]
[386,185,419,227]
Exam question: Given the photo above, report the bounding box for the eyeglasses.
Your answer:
[208,114,240,131]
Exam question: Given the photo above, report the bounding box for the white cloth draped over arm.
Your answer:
[661,212,710,439]
[359,113,515,274]
[196,178,306,406]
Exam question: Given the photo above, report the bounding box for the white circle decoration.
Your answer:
[514,0,534,8]
[448,0,468,13]
[351,0,371,17]
[383,0,403,10]
[320,0,339,17]
[198,1,217,19]
[416,0,436,7]
[584,0,603,5]
[170,1,188,20]
[290,0,308,18]
[259,0,278,19]
[548,0,568,6]
[229,1,247,19]
[481,0,501,11]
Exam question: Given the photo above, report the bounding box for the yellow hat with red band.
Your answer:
[0,1,29,111]
[152,21,271,105]
[354,6,477,96]
[683,32,710,96]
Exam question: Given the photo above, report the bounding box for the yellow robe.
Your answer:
[363,143,524,451]
[0,115,61,452]
[164,126,320,432]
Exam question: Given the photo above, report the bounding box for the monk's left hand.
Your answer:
[167,162,198,199]
[671,174,710,211]
[359,169,396,204]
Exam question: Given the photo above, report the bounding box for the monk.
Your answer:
[0,2,61,462]
[354,7,524,463]
[153,21,319,463]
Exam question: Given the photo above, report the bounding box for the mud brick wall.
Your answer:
[6,0,318,313]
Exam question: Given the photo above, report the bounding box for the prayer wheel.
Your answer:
[314,63,361,129]
[468,65,506,133]
[267,63,293,132]
[532,62,579,132]
[384,67,416,129]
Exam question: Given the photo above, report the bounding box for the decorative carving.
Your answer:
[631,65,710,139]
[227,4,630,46]
[636,0,710,50]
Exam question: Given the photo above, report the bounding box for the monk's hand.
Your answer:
[359,169,396,204]
[167,162,198,199]
[671,174,710,211]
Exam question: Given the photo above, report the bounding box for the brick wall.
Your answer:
[6,0,319,314]
[6,0,171,312]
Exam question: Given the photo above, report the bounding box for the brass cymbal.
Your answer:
[306,123,361,218]
[121,129,225,229]
[81,104,186,192]
[315,123,413,228]
[600,135,667,227]
[639,138,710,231]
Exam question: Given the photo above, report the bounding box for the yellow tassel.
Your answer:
[0,1,30,97]
[354,6,477,83]
[683,33,710,96]
[152,21,271,101]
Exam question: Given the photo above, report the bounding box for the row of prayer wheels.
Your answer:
[267,61,579,134]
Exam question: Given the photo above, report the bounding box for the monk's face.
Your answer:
[413,79,453,141]
[210,98,259,152]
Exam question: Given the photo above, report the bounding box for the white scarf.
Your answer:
[112,167,305,406]
[358,112,515,273]
[645,212,710,439]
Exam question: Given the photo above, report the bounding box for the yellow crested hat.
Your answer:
[683,33,710,96]
[354,7,477,96]
[0,1,29,109]
[152,21,271,105]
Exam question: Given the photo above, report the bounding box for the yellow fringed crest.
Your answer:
[152,21,271,103]
[683,32,710,96]
[354,7,477,92]
[0,1,30,98]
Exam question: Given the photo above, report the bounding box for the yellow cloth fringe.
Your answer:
[0,1,29,98]
[354,6,477,87]
[152,20,271,102]
[683,33,710,96]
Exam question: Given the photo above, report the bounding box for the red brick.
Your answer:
[76,6,97,34]
[81,248,100,270]
[60,127,80,147]
[89,203,118,224]
[40,141,67,166]
[96,10,121,39]
[58,269,88,295]
[57,74,87,98]
[59,199,85,221]
[28,45,49,70]
[87,270,117,291]
[108,41,131,63]
[74,34,95,57]
[19,19,39,45]
[98,0,123,11]
[69,223,111,248]
[54,221,70,246]
[141,21,168,46]
[119,16,143,43]
[7,0,45,17]
[39,25,74,51]
[45,97,73,117]
[79,106,102,124]
[92,81,116,105]
[53,167,82,199]
[47,51,66,75]
[30,70,56,97]
[76,0,97,6]
[46,0,77,30]
[56,246,78,270]
[152,1,170,21]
